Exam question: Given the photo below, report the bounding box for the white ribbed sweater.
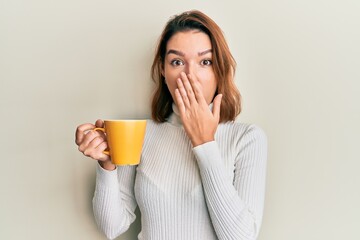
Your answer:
[93,111,267,240]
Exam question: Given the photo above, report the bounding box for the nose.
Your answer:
[184,61,196,75]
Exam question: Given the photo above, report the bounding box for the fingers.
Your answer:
[184,72,207,105]
[78,130,100,152]
[95,119,104,128]
[175,72,199,117]
[75,123,96,145]
[78,130,109,161]
[176,72,208,107]
[176,77,191,109]
[76,119,104,145]
[186,73,201,97]
[212,94,223,121]
[83,136,110,161]
[179,72,197,105]
[75,120,109,161]
[175,88,186,114]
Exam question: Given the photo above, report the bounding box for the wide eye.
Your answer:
[170,59,184,66]
[201,59,212,66]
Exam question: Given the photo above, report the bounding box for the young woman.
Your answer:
[75,10,267,240]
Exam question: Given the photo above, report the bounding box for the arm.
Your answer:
[193,125,267,240]
[174,72,267,238]
[93,164,138,240]
[75,120,137,239]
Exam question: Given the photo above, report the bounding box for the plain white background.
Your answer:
[1,0,359,239]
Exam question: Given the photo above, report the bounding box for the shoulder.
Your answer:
[219,121,266,137]
[143,119,177,139]
[219,121,267,146]
[144,119,161,136]
[145,119,171,131]
[242,123,267,142]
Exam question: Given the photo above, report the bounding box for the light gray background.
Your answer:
[1,0,359,239]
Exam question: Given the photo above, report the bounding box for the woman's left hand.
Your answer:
[174,72,223,147]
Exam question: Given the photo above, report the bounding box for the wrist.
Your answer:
[99,160,116,171]
[191,136,215,147]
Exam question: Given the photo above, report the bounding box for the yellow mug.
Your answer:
[94,120,147,165]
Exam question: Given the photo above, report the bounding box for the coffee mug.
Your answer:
[94,120,147,165]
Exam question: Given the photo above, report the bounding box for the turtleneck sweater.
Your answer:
[93,106,267,240]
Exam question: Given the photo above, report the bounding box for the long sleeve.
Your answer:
[92,163,138,240]
[193,125,267,240]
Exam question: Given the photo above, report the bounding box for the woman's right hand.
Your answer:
[75,119,116,170]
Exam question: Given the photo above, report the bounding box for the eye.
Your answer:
[201,59,212,66]
[170,59,184,66]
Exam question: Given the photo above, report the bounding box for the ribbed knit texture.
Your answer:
[93,109,267,240]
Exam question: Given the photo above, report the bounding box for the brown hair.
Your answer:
[151,10,241,123]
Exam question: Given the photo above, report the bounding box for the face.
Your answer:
[162,30,217,105]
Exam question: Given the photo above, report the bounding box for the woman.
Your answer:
[76,10,267,240]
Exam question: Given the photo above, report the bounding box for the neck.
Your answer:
[167,103,183,126]
[166,103,213,127]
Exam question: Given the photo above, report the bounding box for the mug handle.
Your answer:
[93,128,110,156]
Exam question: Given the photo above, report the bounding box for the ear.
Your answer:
[160,62,165,77]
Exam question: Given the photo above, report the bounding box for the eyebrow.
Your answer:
[167,49,212,57]
[198,49,212,56]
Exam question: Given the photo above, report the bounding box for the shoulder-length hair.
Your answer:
[151,10,241,123]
